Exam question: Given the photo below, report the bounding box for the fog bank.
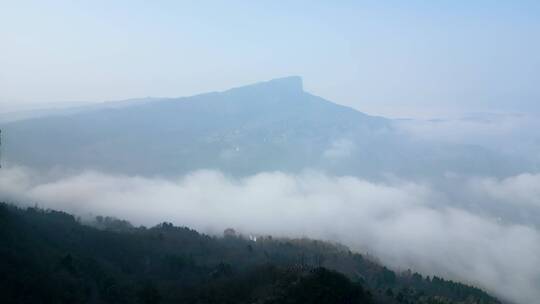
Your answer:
[1,166,539,304]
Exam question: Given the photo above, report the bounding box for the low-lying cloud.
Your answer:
[469,173,540,208]
[1,166,539,304]
[323,138,356,160]
[394,113,540,162]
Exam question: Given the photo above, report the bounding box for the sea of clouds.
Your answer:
[1,166,539,304]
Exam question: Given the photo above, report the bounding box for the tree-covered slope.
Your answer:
[0,203,500,304]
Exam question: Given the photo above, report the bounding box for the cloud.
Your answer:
[323,139,356,160]
[468,173,540,208]
[394,113,540,160]
[1,166,539,304]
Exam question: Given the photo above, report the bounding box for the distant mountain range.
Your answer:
[0,76,529,177]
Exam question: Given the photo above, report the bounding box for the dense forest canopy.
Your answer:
[0,203,501,304]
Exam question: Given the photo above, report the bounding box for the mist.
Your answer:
[1,166,539,304]
[395,112,540,162]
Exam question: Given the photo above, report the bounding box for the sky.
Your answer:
[1,0,540,117]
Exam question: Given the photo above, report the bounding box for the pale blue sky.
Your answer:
[1,1,539,117]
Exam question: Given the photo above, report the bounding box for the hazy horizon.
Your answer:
[2,1,540,118]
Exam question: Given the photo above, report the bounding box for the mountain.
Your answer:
[0,203,501,304]
[0,98,163,123]
[0,76,527,177]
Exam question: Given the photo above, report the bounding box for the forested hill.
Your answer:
[0,203,501,304]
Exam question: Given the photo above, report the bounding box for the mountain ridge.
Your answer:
[0,77,528,177]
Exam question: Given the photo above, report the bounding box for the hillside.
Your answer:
[0,77,523,178]
[0,203,501,304]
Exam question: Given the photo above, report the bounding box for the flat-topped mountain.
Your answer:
[0,77,525,177]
